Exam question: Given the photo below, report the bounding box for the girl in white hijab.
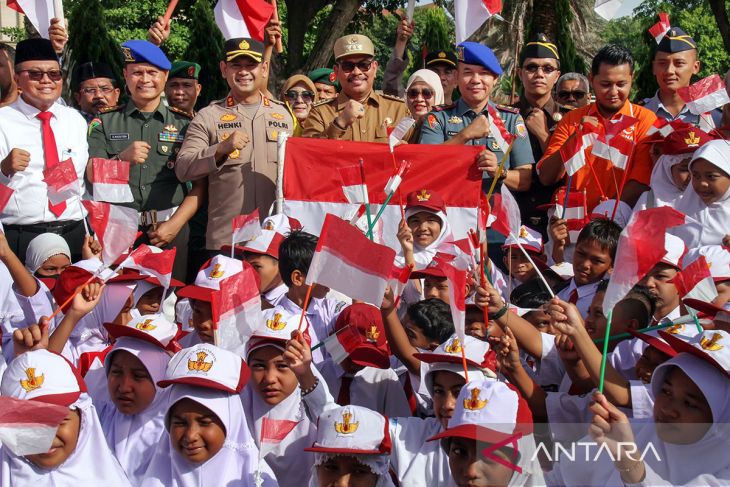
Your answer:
[25,233,71,279]
[675,139,730,248]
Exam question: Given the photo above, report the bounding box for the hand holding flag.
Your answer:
[82,201,139,266]
[388,117,416,152]
[591,115,639,170]
[43,158,79,206]
[91,158,133,203]
[648,13,670,43]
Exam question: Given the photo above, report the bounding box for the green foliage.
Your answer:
[555,0,587,74]
[0,27,25,43]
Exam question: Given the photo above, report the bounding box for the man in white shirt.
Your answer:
[0,38,88,262]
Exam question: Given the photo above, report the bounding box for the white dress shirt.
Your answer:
[0,97,88,224]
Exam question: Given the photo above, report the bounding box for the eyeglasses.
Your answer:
[407,88,434,99]
[557,90,587,100]
[523,64,558,75]
[18,69,63,82]
[80,86,115,96]
[338,59,374,73]
[285,90,314,102]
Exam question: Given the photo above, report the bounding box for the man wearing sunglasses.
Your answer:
[0,38,89,262]
[302,34,409,143]
[555,73,590,109]
[72,61,121,123]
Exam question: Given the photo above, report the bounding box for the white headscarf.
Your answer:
[396,207,453,270]
[0,393,132,486]
[98,338,173,485]
[140,385,273,487]
[674,140,730,248]
[309,452,396,487]
[646,153,689,208]
[406,69,445,106]
[25,233,71,273]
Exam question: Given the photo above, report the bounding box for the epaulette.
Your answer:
[380,93,406,103]
[98,105,122,114]
[169,106,193,118]
[312,98,336,107]
[496,104,520,114]
[267,98,287,106]
[433,103,457,112]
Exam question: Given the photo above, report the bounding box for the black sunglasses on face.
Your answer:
[285,90,314,102]
[557,90,587,100]
[407,88,434,99]
[18,69,63,82]
[338,60,374,73]
[523,64,558,75]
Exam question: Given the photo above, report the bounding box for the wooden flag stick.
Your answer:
[296,284,314,333]
[163,0,179,26]
[598,310,613,393]
[460,346,470,382]
[561,175,572,220]
[484,140,514,201]
[508,232,555,298]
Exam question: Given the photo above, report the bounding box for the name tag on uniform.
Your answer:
[267,120,289,130]
[447,131,459,136]
[109,133,130,140]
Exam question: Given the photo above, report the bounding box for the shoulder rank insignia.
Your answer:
[447,115,463,124]
[432,103,456,112]
[496,104,520,114]
[169,106,193,118]
[380,93,406,103]
[88,117,102,137]
[312,98,335,107]
[98,105,122,114]
[427,113,439,128]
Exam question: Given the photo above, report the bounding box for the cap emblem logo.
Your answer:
[445,338,462,354]
[416,190,431,202]
[365,325,380,343]
[266,313,287,331]
[121,47,135,62]
[700,332,723,352]
[209,263,225,279]
[188,351,213,372]
[239,39,250,50]
[519,226,528,238]
[463,388,488,410]
[20,368,44,392]
[684,131,701,147]
[187,66,195,77]
[438,52,446,58]
[666,323,685,334]
[136,319,157,331]
[334,411,359,434]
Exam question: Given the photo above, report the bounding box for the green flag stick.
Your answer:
[689,308,704,334]
[366,191,396,238]
[359,159,374,241]
[592,320,679,344]
[598,310,613,393]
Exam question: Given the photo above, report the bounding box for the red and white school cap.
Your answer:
[684,246,730,282]
[262,214,302,235]
[414,334,496,371]
[333,303,390,369]
[660,329,730,378]
[176,255,243,303]
[660,233,687,269]
[305,405,392,454]
[405,189,447,214]
[104,313,180,351]
[502,225,543,254]
[0,349,86,407]
[157,343,249,393]
[242,229,285,259]
[428,379,533,442]
[52,258,117,313]
[246,308,311,358]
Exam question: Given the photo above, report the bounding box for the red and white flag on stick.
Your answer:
[389,263,413,308]
[213,0,274,41]
[7,0,54,39]
[91,158,133,203]
[552,188,590,243]
[212,262,262,350]
[560,122,600,176]
[591,115,639,170]
[389,117,416,152]
[487,104,515,153]
[0,396,69,456]
[259,416,300,457]
[82,201,139,266]
[490,185,521,238]
[231,209,261,245]
[430,252,468,342]
[118,244,176,289]
[384,159,410,196]
[603,207,687,315]
[338,164,369,205]
[645,117,690,138]
[322,325,365,364]
[306,214,396,306]
[671,255,718,305]
[43,158,80,205]
[678,75,730,116]
[454,0,503,43]
[648,12,671,43]
[0,182,14,214]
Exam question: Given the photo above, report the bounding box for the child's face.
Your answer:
[424,276,450,304]
[670,159,691,191]
[523,308,555,335]
[191,299,215,344]
[26,408,81,469]
[502,248,536,282]
[107,350,157,415]
[465,308,487,340]
[634,346,671,384]
[691,158,730,205]
[113,293,135,326]
[447,437,515,487]
[407,211,442,248]
[572,239,613,286]
[169,398,226,464]
[248,346,299,406]
[245,253,281,293]
[431,370,466,429]
[654,367,713,444]
[316,455,379,487]
[136,286,164,315]
[638,263,679,314]
[36,254,71,278]
[584,291,607,340]
[402,316,438,351]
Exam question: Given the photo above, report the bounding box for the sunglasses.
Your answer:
[523,64,558,75]
[285,90,314,102]
[557,90,587,100]
[18,69,63,82]
[338,60,374,73]
[407,88,434,99]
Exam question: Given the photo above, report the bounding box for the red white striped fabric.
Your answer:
[231,209,261,245]
[118,244,176,289]
[672,255,718,304]
[43,158,80,205]
[213,0,274,41]
[212,263,262,350]
[454,0,503,43]
[0,395,69,456]
[389,264,413,308]
[82,201,139,266]
[554,188,590,242]
[323,325,364,364]
[591,115,639,170]
[646,118,689,138]
[560,123,599,176]
[0,182,14,214]
[678,75,730,116]
[338,164,369,205]
[490,186,521,238]
[487,104,515,153]
[648,13,670,43]
[260,416,301,456]
[431,252,468,342]
[91,158,133,203]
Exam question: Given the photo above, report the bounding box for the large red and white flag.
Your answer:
[91,158,133,203]
[591,115,639,170]
[118,244,176,289]
[487,104,515,153]
[553,188,590,243]
[43,158,80,205]
[338,164,369,205]
[648,13,670,43]
[259,416,300,457]
[603,207,686,314]
[231,209,261,245]
[82,201,139,266]
[560,123,600,176]
[7,1,55,39]
[213,0,274,41]
[306,214,396,306]
[678,75,730,116]
[282,138,483,249]
[0,396,69,456]
[490,186,521,238]
[212,262,262,350]
[454,0,503,43]
[593,0,642,21]
[672,255,718,304]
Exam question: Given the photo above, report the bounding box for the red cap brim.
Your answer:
[413,352,482,369]
[103,323,167,349]
[683,298,726,318]
[659,330,730,378]
[176,285,215,303]
[628,330,677,358]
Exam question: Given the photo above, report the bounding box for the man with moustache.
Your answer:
[72,61,121,122]
[165,61,202,116]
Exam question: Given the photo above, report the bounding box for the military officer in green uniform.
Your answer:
[87,40,205,280]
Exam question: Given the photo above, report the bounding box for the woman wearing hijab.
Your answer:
[0,349,132,486]
[281,74,318,136]
[404,69,444,144]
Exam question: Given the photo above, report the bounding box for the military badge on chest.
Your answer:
[159,124,184,143]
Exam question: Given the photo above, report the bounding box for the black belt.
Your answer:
[4,220,83,235]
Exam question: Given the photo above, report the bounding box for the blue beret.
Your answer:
[121,40,171,71]
[456,42,503,76]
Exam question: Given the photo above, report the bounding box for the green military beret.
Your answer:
[169,61,201,80]
[308,68,340,90]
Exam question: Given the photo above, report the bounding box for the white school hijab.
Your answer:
[98,338,172,485]
[309,452,396,487]
[395,207,453,270]
[25,233,71,274]
[0,392,132,486]
[675,140,730,248]
[141,384,273,487]
[634,154,689,211]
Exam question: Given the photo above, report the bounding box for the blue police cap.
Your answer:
[456,42,503,76]
[121,40,171,71]
[657,27,697,54]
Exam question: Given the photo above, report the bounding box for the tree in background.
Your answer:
[183,0,227,107]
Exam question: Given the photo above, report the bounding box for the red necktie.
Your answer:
[337,375,353,406]
[568,289,579,304]
[37,111,66,216]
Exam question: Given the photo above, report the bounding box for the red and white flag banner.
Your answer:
[212,262,262,350]
[118,244,176,289]
[0,396,69,456]
[259,416,301,457]
[43,158,80,205]
[591,115,639,170]
[454,0,503,43]
[672,255,718,304]
[648,12,670,43]
[678,74,730,116]
[213,0,274,41]
[82,201,139,266]
[91,158,133,203]
[231,209,261,245]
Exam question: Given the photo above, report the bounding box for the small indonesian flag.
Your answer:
[82,201,139,266]
[118,244,176,289]
[212,262,262,351]
[603,207,686,314]
[232,209,261,245]
[648,13,671,43]
[490,186,521,238]
[487,104,515,153]
[306,214,396,306]
[431,252,468,342]
[214,0,274,41]
[389,264,413,308]
[591,115,638,170]
[322,325,364,364]
[338,164,369,205]
[0,396,69,456]
[646,118,689,138]
[678,75,730,116]
[672,255,718,304]
[389,117,416,151]
[554,188,590,243]
[454,0,503,43]
[0,182,14,213]
[260,416,301,457]
[91,158,133,203]
[560,122,599,176]
[384,159,410,195]
[43,158,79,205]
[7,1,54,39]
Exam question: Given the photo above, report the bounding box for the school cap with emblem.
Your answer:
[405,189,447,214]
[223,37,264,63]
[305,405,392,454]
[169,60,201,80]
[657,27,697,53]
[519,33,560,64]
[158,343,250,393]
[425,50,458,68]
[71,61,116,89]
[1,349,87,407]
[262,213,303,235]
[176,255,244,303]
[222,229,285,260]
[308,67,339,88]
[14,38,58,65]
[684,245,730,283]
[457,41,503,76]
[502,225,543,254]
[104,313,181,352]
[415,333,497,371]
[333,303,390,369]
[334,34,375,60]
[121,40,171,70]
[659,329,730,378]
[246,308,311,356]
[662,127,713,155]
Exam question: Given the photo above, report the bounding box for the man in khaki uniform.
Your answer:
[302,34,409,142]
[175,38,293,253]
